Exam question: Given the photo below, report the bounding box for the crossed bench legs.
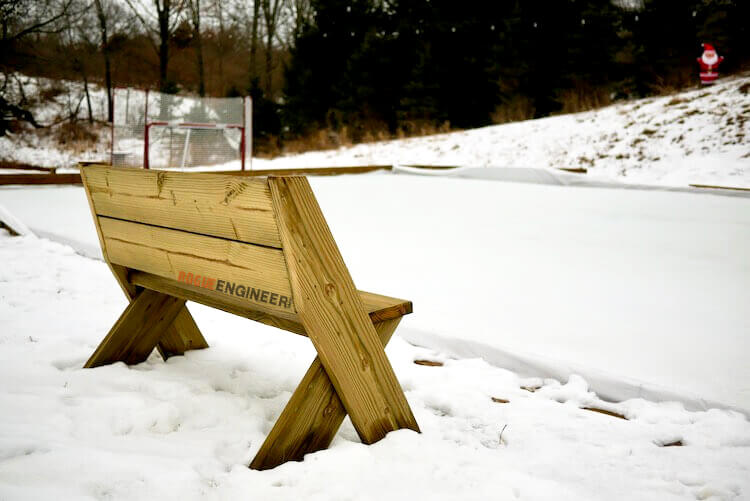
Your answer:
[84,289,416,469]
[84,288,208,368]
[250,317,402,470]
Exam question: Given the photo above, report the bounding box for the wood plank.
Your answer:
[689,183,750,192]
[156,307,209,359]
[84,288,186,368]
[216,166,393,177]
[98,216,296,319]
[129,271,412,336]
[358,290,412,323]
[250,318,402,470]
[0,162,57,173]
[80,168,209,361]
[269,176,419,444]
[81,165,282,248]
[131,271,307,335]
[0,173,81,185]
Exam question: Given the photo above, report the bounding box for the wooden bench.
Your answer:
[80,165,420,470]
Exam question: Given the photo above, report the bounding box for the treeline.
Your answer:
[1,0,299,145]
[285,0,750,141]
[1,0,749,153]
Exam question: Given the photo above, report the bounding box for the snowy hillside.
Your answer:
[256,74,750,188]
[0,73,111,167]
[2,73,750,189]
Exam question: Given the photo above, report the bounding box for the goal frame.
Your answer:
[111,88,253,171]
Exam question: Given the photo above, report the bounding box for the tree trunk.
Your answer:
[196,35,205,97]
[265,29,273,95]
[260,0,281,97]
[215,0,225,94]
[93,0,113,122]
[83,71,93,123]
[159,37,169,91]
[250,0,260,85]
[157,0,171,94]
[190,0,205,96]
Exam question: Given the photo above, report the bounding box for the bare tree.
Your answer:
[1,0,75,49]
[1,0,77,134]
[249,0,261,88]
[260,0,283,97]
[285,0,312,44]
[92,0,116,121]
[211,0,226,94]
[124,0,185,93]
[186,0,205,96]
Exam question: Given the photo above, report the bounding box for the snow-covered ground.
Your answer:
[2,226,750,500]
[1,73,750,499]
[2,174,749,416]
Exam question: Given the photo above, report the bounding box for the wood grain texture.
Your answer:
[215,165,393,177]
[129,271,412,337]
[250,318,402,470]
[81,165,282,248]
[84,288,186,368]
[269,176,419,444]
[131,271,306,334]
[156,308,209,359]
[98,216,296,318]
[80,168,209,363]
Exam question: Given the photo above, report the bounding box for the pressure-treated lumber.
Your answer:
[80,167,210,360]
[269,176,419,444]
[130,271,412,336]
[98,216,295,318]
[84,288,186,368]
[82,165,282,248]
[156,308,209,359]
[250,317,402,470]
[80,168,419,469]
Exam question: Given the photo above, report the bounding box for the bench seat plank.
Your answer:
[129,271,412,337]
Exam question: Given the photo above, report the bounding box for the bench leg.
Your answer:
[249,318,402,470]
[84,289,186,368]
[269,177,419,451]
[156,306,209,360]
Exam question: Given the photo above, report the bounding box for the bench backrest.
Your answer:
[81,166,302,321]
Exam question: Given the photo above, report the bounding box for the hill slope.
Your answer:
[260,74,750,188]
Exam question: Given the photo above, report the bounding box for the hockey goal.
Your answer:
[111,88,252,170]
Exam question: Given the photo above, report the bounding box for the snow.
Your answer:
[0,73,110,167]
[1,230,750,500]
[1,72,750,498]
[248,74,750,189]
[1,173,749,419]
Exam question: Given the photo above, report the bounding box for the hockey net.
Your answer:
[112,88,251,170]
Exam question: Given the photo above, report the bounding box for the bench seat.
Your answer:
[130,271,412,337]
